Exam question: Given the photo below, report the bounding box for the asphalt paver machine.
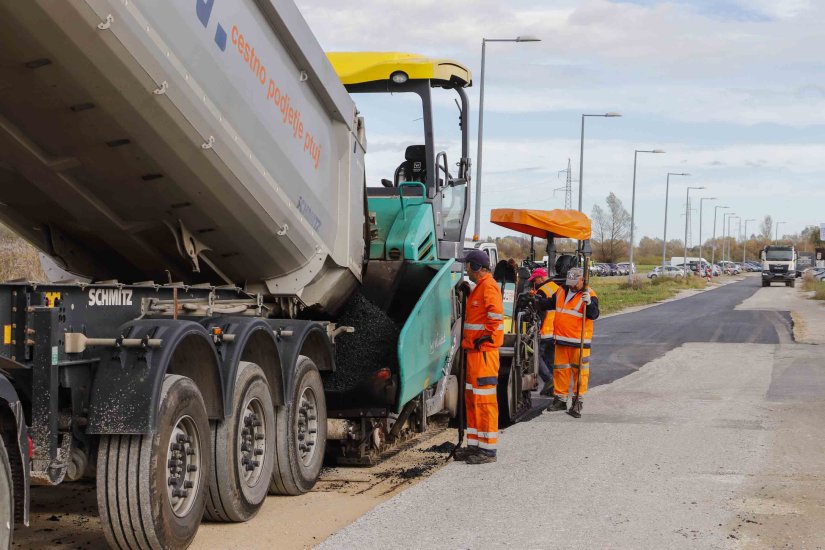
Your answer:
[490,208,592,424]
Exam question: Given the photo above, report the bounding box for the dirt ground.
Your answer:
[12,425,458,549]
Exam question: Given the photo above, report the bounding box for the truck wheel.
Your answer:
[270,356,326,495]
[0,435,12,549]
[762,281,769,287]
[97,375,211,550]
[205,362,275,522]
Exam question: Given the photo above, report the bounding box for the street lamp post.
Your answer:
[742,219,756,264]
[578,113,622,213]
[722,212,736,263]
[727,215,739,263]
[699,197,717,276]
[629,149,666,281]
[775,221,786,242]
[662,173,690,272]
[473,35,541,241]
[711,205,729,267]
[684,186,705,276]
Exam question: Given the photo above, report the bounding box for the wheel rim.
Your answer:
[296,387,319,467]
[237,396,267,487]
[165,415,201,517]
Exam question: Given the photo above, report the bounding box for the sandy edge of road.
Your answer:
[790,288,825,345]
[14,423,460,550]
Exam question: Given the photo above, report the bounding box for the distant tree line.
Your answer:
[480,196,824,268]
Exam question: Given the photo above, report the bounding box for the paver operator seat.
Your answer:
[394,145,427,186]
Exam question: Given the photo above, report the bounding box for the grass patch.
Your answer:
[592,275,707,315]
[801,276,825,300]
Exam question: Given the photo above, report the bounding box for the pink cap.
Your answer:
[527,267,548,282]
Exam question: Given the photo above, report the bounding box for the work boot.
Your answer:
[466,451,497,465]
[539,380,554,396]
[453,446,480,461]
[567,398,583,418]
[546,396,567,411]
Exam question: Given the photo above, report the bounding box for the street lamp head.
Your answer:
[705,197,717,200]
[651,149,666,154]
[604,112,622,117]
[516,35,541,42]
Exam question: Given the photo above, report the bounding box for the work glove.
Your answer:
[473,335,493,350]
[582,291,592,305]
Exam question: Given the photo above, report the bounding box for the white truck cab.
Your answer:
[761,245,797,287]
[464,240,499,267]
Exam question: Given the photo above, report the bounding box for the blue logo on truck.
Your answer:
[195,0,227,51]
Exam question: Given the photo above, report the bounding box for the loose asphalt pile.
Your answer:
[326,291,400,392]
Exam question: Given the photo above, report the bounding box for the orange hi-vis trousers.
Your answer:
[553,345,590,398]
[465,349,499,454]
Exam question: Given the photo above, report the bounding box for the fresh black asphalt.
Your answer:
[589,276,792,388]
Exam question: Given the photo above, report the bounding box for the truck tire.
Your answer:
[0,435,12,549]
[205,362,275,522]
[762,280,769,287]
[97,375,211,550]
[269,356,326,496]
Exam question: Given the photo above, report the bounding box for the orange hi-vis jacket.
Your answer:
[461,272,504,351]
[536,280,560,340]
[553,286,598,349]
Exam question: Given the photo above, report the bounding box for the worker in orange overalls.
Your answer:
[546,267,599,418]
[528,267,560,396]
[455,249,504,464]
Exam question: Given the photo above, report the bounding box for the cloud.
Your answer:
[295,0,825,241]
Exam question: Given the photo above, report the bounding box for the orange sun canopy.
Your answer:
[490,208,592,240]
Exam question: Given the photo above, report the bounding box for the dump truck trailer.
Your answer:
[0,1,472,547]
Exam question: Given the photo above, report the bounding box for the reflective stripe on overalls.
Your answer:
[461,273,504,453]
[536,280,559,341]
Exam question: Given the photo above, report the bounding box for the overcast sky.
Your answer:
[295,0,824,245]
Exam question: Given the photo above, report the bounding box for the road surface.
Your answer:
[591,276,792,386]
[16,276,824,549]
[321,276,825,549]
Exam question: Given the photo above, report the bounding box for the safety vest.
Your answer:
[536,280,559,340]
[461,273,505,351]
[553,286,597,348]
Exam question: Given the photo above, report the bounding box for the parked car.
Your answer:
[617,262,634,275]
[803,267,825,281]
[607,263,621,276]
[718,261,741,275]
[594,263,614,276]
[648,266,685,279]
